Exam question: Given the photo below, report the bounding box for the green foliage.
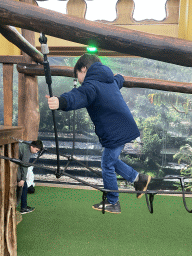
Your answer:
[173,144,192,165]
[122,154,141,166]
[148,92,192,115]
[173,144,192,191]
[148,93,186,106]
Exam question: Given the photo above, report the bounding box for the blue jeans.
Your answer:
[101,145,138,204]
[21,181,28,209]
[17,181,28,208]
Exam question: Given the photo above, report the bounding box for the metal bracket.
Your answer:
[102,192,107,214]
[179,177,192,213]
[145,191,157,214]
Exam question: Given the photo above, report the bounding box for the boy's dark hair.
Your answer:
[31,140,43,151]
[74,54,101,77]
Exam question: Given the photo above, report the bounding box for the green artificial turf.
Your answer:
[17,186,192,256]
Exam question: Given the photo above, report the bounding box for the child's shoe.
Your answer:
[92,200,121,214]
[134,174,151,198]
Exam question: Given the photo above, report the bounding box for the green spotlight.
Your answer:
[86,46,98,54]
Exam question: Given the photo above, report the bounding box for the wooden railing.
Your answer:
[0,2,39,256]
[1,0,192,67]
[0,127,23,256]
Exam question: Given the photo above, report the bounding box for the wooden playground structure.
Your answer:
[1,0,192,255]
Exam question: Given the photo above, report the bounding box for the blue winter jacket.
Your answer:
[58,62,140,148]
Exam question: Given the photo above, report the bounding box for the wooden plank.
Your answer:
[35,46,127,57]
[123,76,192,95]
[3,64,13,126]
[0,0,192,67]
[0,56,24,64]
[23,75,40,140]
[3,144,10,255]
[17,63,74,77]
[0,25,43,64]
[67,0,86,19]
[0,126,23,146]
[18,73,40,141]
[5,143,17,256]
[17,63,192,95]
[0,145,5,256]
[17,73,26,135]
[0,130,19,255]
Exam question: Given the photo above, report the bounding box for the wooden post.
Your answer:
[3,64,13,126]
[0,145,5,256]
[18,73,40,140]
[17,0,40,141]
[0,126,23,256]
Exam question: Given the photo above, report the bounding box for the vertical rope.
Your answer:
[39,33,61,178]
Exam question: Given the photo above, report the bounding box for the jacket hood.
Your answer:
[85,62,114,83]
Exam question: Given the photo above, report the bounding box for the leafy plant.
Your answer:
[173,144,192,191]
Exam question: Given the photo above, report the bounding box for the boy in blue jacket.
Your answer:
[46,54,151,214]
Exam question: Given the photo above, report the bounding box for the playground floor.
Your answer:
[17,185,192,256]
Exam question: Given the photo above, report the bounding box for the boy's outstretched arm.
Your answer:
[45,95,59,110]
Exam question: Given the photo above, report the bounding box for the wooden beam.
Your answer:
[18,73,40,141]
[0,56,25,64]
[17,63,192,94]
[0,126,23,146]
[1,0,192,67]
[123,76,192,94]
[0,145,5,255]
[3,64,13,126]
[0,25,43,64]
[35,46,130,57]
[17,63,74,77]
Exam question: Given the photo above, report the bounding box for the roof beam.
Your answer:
[1,0,192,67]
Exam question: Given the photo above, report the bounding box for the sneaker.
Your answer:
[20,206,35,214]
[134,174,151,199]
[92,200,121,214]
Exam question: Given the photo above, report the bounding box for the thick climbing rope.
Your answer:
[39,33,61,178]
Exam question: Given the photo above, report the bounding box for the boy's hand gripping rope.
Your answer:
[39,33,61,178]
